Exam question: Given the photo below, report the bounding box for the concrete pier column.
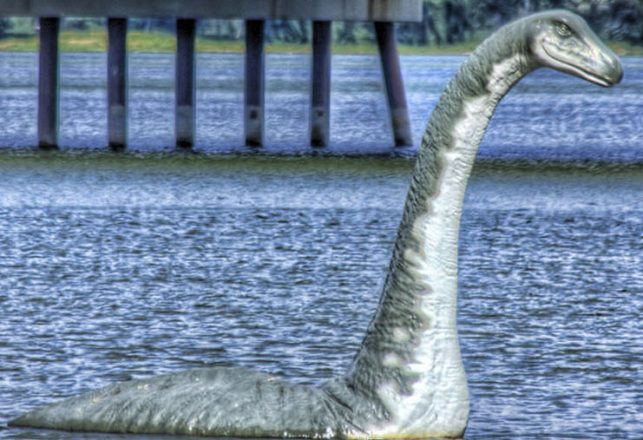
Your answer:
[244,20,265,147]
[107,18,128,150]
[309,21,332,147]
[38,17,60,149]
[374,21,413,147]
[176,18,196,149]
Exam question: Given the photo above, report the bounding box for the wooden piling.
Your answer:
[107,18,128,150]
[37,17,60,150]
[244,20,265,147]
[374,21,413,147]
[309,21,332,147]
[176,18,196,149]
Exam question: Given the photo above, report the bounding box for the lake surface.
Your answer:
[0,53,640,161]
[0,52,641,439]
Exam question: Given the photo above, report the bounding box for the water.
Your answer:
[0,53,640,161]
[0,52,641,439]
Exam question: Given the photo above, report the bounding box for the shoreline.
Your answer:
[0,148,639,172]
[0,31,641,56]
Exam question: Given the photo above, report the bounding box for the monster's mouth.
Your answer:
[558,59,612,87]
[544,45,621,87]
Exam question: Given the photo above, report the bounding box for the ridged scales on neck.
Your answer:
[338,22,538,438]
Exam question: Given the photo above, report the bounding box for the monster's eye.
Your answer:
[555,23,572,38]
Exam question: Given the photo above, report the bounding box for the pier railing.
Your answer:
[0,0,422,150]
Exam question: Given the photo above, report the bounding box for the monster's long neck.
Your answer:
[345,28,536,437]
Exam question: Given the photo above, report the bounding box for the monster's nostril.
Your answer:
[614,60,623,84]
[609,57,624,84]
[614,65,624,84]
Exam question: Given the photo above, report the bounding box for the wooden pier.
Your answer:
[1,0,421,149]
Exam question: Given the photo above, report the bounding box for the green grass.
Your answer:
[0,30,487,55]
[0,29,641,56]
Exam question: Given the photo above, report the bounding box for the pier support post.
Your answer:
[244,20,265,147]
[107,18,128,150]
[38,17,59,150]
[374,21,413,147]
[309,21,332,147]
[176,18,196,149]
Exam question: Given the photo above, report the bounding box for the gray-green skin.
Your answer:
[10,10,622,439]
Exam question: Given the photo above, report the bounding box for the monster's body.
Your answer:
[10,10,622,439]
[17,368,344,437]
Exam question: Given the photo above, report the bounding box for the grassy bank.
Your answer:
[0,30,641,56]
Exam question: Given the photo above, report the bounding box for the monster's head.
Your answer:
[525,10,623,87]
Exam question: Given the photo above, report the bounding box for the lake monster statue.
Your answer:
[10,10,622,439]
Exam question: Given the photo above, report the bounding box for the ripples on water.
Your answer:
[0,53,640,161]
[0,155,640,439]
[0,52,641,439]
